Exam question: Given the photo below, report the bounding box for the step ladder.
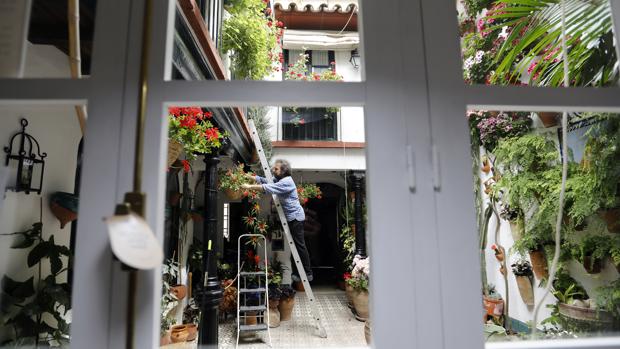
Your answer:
[247,119,327,338]
[236,234,272,348]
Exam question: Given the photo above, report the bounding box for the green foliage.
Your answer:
[221,0,280,80]
[462,0,494,17]
[168,107,225,160]
[0,223,72,347]
[161,259,179,336]
[248,107,273,163]
[596,279,620,319]
[267,257,283,287]
[489,0,618,87]
[569,234,610,267]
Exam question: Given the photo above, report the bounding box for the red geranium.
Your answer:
[343,272,352,280]
[181,160,191,173]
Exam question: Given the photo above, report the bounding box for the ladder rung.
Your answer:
[239,271,265,276]
[240,305,267,312]
[239,288,266,293]
[239,324,268,331]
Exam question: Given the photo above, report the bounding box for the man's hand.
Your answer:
[241,183,252,190]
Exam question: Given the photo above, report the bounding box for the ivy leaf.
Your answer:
[50,254,62,275]
[27,241,49,267]
[11,234,36,249]
[1,276,35,300]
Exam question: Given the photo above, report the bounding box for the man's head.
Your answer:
[272,159,292,179]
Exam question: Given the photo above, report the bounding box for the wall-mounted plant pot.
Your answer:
[537,112,560,128]
[583,256,603,274]
[483,296,504,317]
[171,285,187,300]
[167,139,183,167]
[598,208,620,233]
[558,302,615,332]
[50,192,79,229]
[509,221,522,241]
[529,248,549,279]
[515,275,534,306]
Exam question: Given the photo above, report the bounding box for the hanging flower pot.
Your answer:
[537,112,560,128]
[598,208,620,234]
[50,192,79,229]
[224,188,243,201]
[167,139,183,167]
[171,285,187,300]
[509,221,522,241]
[529,248,549,279]
[582,255,603,274]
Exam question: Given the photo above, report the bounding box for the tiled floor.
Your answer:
[162,287,369,349]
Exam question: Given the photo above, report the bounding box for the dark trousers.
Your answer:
[289,219,312,277]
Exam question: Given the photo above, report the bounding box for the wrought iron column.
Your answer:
[198,153,222,347]
[349,171,366,257]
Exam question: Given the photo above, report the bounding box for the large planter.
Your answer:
[185,323,198,342]
[268,308,280,328]
[537,112,560,128]
[598,208,620,234]
[278,297,295,321]
[364,319,371,345]
[245,311,258,325]
[351,289,369,321]
[529,248,549,279]
[515,275,534,306]
[170,324,190,343]
[583,256,603,274]
[558,302,615,332]
[345,283,355,309]
[167,139,183,167]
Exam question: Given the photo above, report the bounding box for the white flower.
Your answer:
[464,57,475,70]
[499,26,509,40]
[474,50,485,64]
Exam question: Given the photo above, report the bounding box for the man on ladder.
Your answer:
[242,159,313,283]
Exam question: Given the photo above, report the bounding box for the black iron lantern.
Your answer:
[349,48,360,69]
[4,118,47,194]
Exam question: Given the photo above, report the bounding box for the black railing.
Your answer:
[282,107,338,141]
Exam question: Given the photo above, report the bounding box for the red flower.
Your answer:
[299,118,305,125]
[267,21,273,27]
[205,127,220,141]
[303,198,309,204]
[204,111,213,119]
[491,244,497,251]
[169,107,182,117]
[343,272,351,280]
[277,21,284,28]
[180,116,197,129]
[297,73,303,77]
[254,255,260,265]
[181,160,191,173]
[243,190,249,197]
[316,195,322,199]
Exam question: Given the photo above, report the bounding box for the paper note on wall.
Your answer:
[105,213,163,270]
[0,0,32,77]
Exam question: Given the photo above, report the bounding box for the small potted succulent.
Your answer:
[511,259,534,306]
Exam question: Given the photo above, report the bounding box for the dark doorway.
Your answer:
[303,183,344,286]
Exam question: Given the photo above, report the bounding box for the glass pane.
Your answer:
[159,105,370,347]
[0,103,86,347]
[0,0,95,78]
[456,0,618,87]
[466,108,620,342]
[171,0,363,81]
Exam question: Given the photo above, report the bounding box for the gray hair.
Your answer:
[274,159,292,177]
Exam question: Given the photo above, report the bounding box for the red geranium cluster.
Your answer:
[168,106,224,161]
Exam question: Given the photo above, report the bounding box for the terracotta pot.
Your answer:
[509,221,522,241]
[529,249,549,279]
[515,275,534,306]
[245,311,258,325]
[583,256,603,274]
[224,188,243,201]
[278,297,295,321]
[537,112,560,128]
[364,319,371,345]
[294,281,305,292]
[483,296,504,317]
[167,139,183,167]
[598,208,620,234]
[268,298,280,310]
[170,324,190,343]
[160,332,171,346]
[185,323,198,341]
[171,285,187,300]
[268,308,280,328]
[352,289,369,321]
[494,246,505,262]
[481,158,491,174]
[345,283,355,309]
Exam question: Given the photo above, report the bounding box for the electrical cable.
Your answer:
[336,4,357,35]
[531,0,570,338]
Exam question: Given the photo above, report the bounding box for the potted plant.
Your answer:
[571,235,610,274]
[347,255,370,321]
[218,163,261,201]
[609,235,620,273]
[511,259,534,306]
[167,107,225,166]
[556,283,615,332]
[596,279,620,323]
[182,298,200,342]
[278,285,296,321]
[160,259,179,345]
[267,286,282,328]
[483,284,504,325]
[296,183,322,205]
[499,203,522,240]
